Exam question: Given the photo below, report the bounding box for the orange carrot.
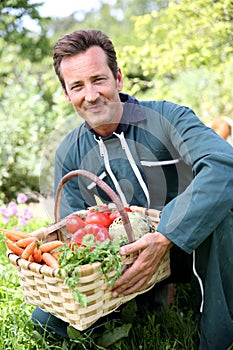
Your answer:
[40,240,64,253]
[42,252,60,268]
[16,236,38,248]
[32,248,42,263]
[28,255,35,262]
[2,229,29,242]
[51,251,59,260]
[6,241,24,256]
[4,232,22,242]
[21,241,38,260]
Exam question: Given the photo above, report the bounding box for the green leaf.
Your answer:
[57,240,122,306]
[97,323,132,347]
[67,326,83,340]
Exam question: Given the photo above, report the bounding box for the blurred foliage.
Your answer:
[0,37,75,200]
[0,0,51,61]
[1,0,233,201]
[119,0,233,104]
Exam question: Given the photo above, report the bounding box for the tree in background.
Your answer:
[1,0,233,201]
[118,0,233,120]
[0,0,51,61]
[0,0,74,201]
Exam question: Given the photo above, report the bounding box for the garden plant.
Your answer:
[0,194,200,349]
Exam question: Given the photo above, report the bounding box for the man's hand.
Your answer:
[111,231,172,297]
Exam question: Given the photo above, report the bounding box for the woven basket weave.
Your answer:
[7,169,170,331]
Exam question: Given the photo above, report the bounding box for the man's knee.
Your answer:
[31,307,69,339]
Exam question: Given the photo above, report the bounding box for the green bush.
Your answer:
[0,41,76,201]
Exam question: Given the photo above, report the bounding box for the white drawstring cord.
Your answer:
[192,250,204,312]
[114,131,150,208]
[94,135,128,206]
[141,159,180,167]
[87,171,107,190]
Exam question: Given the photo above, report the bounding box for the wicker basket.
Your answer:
[7,169,170,331]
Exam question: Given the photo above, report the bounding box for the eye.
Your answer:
[71,83,83,91]
[72,86,81,91]
[94,77,106,83]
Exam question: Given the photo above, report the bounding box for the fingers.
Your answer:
[112,267,148,297]
[112,247,160,296]
[120,231,171,256]
[112,232,171,297]
[113,275,149,297]
[119,236,148,255]
[112,262,156,296]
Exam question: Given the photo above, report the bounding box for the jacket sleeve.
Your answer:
[54,128,87,219]
[157,102,233,253]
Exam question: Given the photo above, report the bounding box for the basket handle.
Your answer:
[54,169,135,243]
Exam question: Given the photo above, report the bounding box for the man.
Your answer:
[34,29,233,349]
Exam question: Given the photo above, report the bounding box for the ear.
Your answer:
[116,68,123,91]
[62,87,72,104]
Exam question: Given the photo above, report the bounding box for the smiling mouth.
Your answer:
[86,106,103,113]
[84,101,107,112]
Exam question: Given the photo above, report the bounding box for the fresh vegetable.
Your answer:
[1,228,29,241]
[85,211,112,228]
[70,227,87,246]
[16,236,38,248]
[28,255,35,262]
[39,240,64,253]
[109,212,155,242]
[21,241,38,260]
[42,252,59,268]
[70,223,111,247]
[65,206,133,236]
[32,248,43,263]
[51,251,59,260]
[85,224,111,242]
[66,214,85,233]
[6,241,24,256]
[109,211,121,222]
[5,206,151,303]
[58,239,122,306]
[4,231,63,266]
[109,207,132,222]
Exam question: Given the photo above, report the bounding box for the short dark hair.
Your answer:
[53,29,118,89]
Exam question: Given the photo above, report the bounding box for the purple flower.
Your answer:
[0,193,35,229]
[0,206,9,217]
[8,202,18,216]
[17,193,27,204]
[2,216,9,224]
[22,206,34,219]
[19,217,28,226]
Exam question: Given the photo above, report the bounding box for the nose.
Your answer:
[84,85,100,103]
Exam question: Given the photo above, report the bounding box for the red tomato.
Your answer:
[125,207,132,212]
[84,224,111,242]
[66,214,85,233]
[109,207,132,223]
[70,224,111,246]
[88,205,108,213]
[70,227,87,245]
[85,211,112,228]
[109,211,120,222]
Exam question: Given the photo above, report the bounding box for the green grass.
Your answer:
[0,232,200,350]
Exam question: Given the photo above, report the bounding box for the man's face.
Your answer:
[60,46,123,137]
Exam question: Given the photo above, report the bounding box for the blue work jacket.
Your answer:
[54,93,233,254]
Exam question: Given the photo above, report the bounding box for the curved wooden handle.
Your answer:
[54,169,135,243]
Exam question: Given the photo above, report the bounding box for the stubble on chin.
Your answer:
[77,101,123,129]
